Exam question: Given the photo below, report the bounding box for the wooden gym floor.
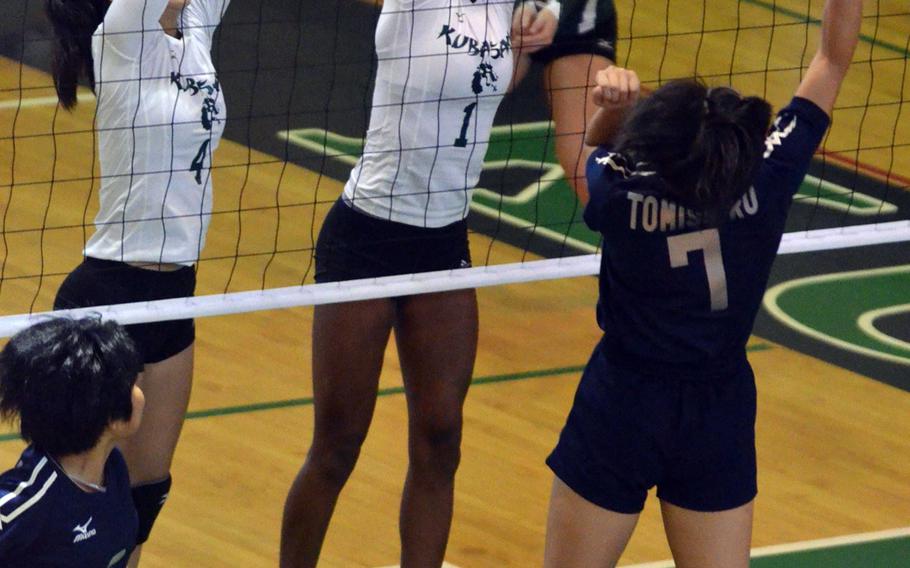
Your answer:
[1,0,908,565]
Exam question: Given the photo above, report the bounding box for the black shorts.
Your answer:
[547,340,757,514]
[530,0,618,65]
[54,257,197,364]
[314,198,472,283]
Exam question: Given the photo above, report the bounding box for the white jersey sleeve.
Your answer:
[182,0,232,45]
[95,0,170,64]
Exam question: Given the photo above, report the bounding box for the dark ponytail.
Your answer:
[44,0,110,109]
[614,80,773,222]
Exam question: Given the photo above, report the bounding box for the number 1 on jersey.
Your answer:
[454,102,477,148]
[667,228,729,311]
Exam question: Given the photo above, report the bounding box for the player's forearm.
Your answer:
[513,0,561,16]
[584,105,628,147]
[585,66,640,146]
[817,0,862,72]
[795,0,862,113]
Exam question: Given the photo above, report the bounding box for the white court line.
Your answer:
[763,264,910,366]
[0,93,94,110]
[620,527,910,567]
[858,303,910,352]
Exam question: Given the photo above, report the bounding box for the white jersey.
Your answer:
[344,0,514,227]
[86,0,230,265]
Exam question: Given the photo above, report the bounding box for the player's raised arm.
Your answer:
[584,65,640,147]
[794,0,863,116]
[44,0,172,108]
[511,0,559,54]
[100,0,172,53]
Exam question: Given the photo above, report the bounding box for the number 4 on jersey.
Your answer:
[668,228,729,311]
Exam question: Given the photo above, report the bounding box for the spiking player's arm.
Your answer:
[794,0,863,115]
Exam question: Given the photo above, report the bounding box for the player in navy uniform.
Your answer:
[544,1,862,566]
[512,0,618,203]
[0,318,144,568]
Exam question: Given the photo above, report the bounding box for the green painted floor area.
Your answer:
[773,267,910,361]
[752,536,910,568]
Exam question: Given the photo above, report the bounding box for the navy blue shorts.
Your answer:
[547,342,757,514]
[530,0,617,65]
[54,257,196,364]
[314,198,472,283]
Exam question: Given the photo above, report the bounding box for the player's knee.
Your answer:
[309,433,366,486]
[411,417,463,478]
[132,475,172,545]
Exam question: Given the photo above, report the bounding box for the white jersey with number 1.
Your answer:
[344,0,514,228]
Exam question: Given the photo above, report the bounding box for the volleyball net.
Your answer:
[1,0,908,337]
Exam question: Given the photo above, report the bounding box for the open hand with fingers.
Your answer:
[592,65,641,109]
[511,1,558,54]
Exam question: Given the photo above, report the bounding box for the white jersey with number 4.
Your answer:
[344,0,514,228]
[86,0,230,266]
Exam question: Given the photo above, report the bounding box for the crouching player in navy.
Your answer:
[0,318,144,567]
[544,1,862,566]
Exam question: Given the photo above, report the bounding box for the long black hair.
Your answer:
[0,318,142,456]
[613,80,773,220]
[44,0,110,109]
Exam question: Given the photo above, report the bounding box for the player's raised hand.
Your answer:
[511,1,558,54]
[592,65,641,109]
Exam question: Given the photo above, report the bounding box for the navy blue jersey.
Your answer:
[585,97,830,379]
[0,446,137,567]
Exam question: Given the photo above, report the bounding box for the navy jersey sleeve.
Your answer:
[106,448,132,491]
[0,456,55,559]
[584,147,632,232]
[756,96,831,215]
[0,513,39,560]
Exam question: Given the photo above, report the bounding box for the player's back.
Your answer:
[0,446,137,568]
[584,97,830,379]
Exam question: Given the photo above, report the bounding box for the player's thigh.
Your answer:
[394,289,478,420]
[121,343,194,483]
[661,499,753,568]
[311,300,395,440]
[544,53,613,136]
[544,476,639,568]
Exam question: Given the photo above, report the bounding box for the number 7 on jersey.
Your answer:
[667,229,729,311]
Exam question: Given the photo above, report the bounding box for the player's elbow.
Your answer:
[814,50,852,79]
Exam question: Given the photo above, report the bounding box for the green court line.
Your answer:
[741,0,909,59]
[0,344,772,444]
[622,530,910,568]
[186,364,588,420]
[752,535,910,568]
